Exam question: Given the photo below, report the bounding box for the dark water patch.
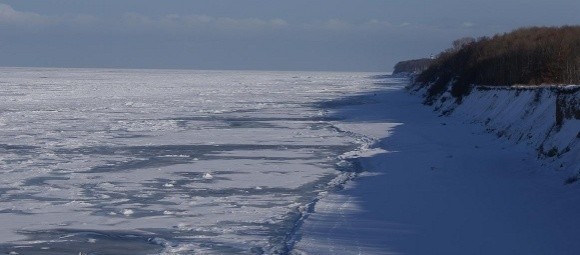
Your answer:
[0,144,41,158]
[110,133,152,139]
[1,193,71,204]
[57,144,346,157]
[0,187,16,198]
[168,117,287,129]
[313,94,379,109]
[227,120,281,129]
[0,230,165,255]
[163,115,342,123]
[0,144,39,150]
[23,176,70,186]
[0,209,35,215]
[203,155,318,161]
[49,144,352,173]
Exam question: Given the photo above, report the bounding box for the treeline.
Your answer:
[393,58,433,74]
[415,26,580,102]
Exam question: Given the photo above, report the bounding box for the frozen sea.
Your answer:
[0,68,393,254]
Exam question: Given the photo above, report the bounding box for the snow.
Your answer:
[1,68,578,254]
[122,209,135,216]
[202,173,214,180]
[292,78,580,254]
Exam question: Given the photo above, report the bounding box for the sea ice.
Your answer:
[0,68,386,254]
[202,173,213,180]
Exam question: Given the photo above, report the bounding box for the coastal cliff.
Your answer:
[409,83,579,179]
[401,26,580,180]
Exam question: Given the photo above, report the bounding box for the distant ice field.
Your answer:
[0,68,392,254]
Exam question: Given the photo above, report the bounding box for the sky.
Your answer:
[0,0,578,71]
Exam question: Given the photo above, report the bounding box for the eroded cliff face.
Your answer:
[556,89,580,125]
[411,83,580,179]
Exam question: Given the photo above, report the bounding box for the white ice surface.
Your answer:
[0,68,386,254]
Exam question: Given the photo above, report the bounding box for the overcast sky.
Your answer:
[0,0,578,71]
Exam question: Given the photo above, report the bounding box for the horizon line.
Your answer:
[0,65,391,74]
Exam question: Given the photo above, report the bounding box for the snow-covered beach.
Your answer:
[0,68,578,254]
[293,76,580,254]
